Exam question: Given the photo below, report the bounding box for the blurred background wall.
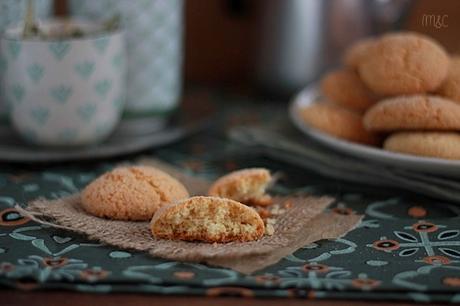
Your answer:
[53,0,460,90]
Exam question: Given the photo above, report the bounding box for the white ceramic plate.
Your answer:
[289,84,460,178]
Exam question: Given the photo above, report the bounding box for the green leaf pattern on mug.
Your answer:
[49,85,73,104]
[11,84,25,102]
[77,103,97,122]
[30,106,49,125]
[48,41,71,60]
[69,0,182,115]
[3,32,125,145]
[94,79,112,97]
[74,61,95,79]
[27,63,44,83]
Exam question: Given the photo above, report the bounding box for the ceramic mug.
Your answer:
[70,0,183,122]
[0,0,52,122]
[1,19,126,146]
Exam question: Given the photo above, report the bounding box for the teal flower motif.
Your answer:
[122,262,239,286]
[30,106,49,126]
[369,222,460,262]
[74,61,95,79]
[438,230,460,240]
[121,265,169,284]
[394,264,460,292]
[7,40,21,60]
[94,79,112,97]
[80,267,109,282]
[0,255,87,283]
[77,103,96,122]
[50,85,72,104]
[11,84,25,102]
[93,37,110,53]
[48,41,71,60]
[9,224,100,257]
[27,63,45,84]
[286,238,358,264]
[272,264,380,291]
[32,238,81,256]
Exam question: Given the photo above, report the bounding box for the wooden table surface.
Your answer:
[2,290,425,306]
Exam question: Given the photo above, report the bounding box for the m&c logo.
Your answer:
[422,14,448,29]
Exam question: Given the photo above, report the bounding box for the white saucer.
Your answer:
[289,84,460,178]
[0,108,212,163]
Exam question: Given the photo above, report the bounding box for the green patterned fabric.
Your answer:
[1,97,460,303]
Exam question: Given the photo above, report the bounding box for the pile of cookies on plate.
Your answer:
[80,165,281,243]
[300,31,460,160]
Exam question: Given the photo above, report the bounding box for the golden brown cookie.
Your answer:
[358,32,449,95]
[321,69,376,111]
[437,56,460,103]
[384,132,460,160]
[299,102,380,145]
[81,166,189,221]
[208,168,272,206]
[150,196,265,243]
[343,37,376,70]
[363,95,460,132]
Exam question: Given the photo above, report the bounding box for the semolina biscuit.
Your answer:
[363,95,460,132]
[321,69,376,111]
[208,168,272,206]
[150,196,265,243]
[384,132,460,160]
[437,56,460,103]
[343,37,376,70]
[81,166,189,221]
[358,32,449,95]
[299,102,380,145]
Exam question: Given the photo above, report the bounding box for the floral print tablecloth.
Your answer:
[1,96,460,303]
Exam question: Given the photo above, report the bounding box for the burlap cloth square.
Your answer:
[20,159,362,274]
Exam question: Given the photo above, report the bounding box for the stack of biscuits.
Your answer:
[300,32,460,160]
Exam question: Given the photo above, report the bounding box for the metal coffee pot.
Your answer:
[254,0,413,97]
